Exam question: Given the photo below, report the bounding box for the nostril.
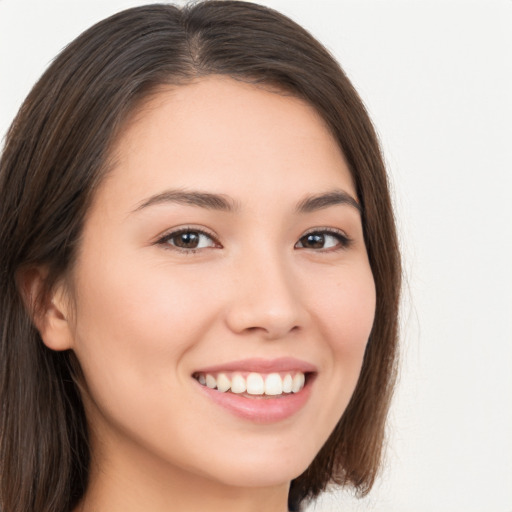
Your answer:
[239,324,300,340]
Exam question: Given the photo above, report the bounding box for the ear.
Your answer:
[18,267,75,351]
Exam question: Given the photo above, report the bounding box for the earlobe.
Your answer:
[18,267,75,351]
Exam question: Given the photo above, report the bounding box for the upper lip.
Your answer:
[193,357,317,374]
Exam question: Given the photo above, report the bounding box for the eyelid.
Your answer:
[295,227,353,250]
[154,225,221,251]
[152,225,352,253]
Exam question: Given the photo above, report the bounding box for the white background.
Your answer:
[1,1,511,511]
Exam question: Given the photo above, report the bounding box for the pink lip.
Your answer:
[194,357,317,375]
[193,358,317,423]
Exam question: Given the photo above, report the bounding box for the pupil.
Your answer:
[177,232,199,248]
[305,233,324,248]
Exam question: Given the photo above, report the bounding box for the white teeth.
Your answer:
[205,374,217,389]
[282,374,293,393]
[196,371,306,395]
[292,372,305,393]
[246,373,265,395]
[216,373,231,392]
[231,373,246,394]
[264,373,283,395]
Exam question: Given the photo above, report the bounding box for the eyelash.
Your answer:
[155,227,220,254]
[295,228,353,252]
[155,227,352,254]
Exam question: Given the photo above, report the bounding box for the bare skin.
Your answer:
[35,77,375,512]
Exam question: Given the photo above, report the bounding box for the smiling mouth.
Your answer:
[192,371,309,397]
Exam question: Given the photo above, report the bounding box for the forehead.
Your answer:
[100,76,355,213]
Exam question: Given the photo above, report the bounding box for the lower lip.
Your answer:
[195,376,314,423]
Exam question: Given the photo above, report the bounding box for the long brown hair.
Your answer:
[0,2,401,511]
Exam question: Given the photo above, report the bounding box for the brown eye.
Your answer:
[295,230,350,250]
[160,230,217,251]
[299,233,326,249]
[173,232,201,248]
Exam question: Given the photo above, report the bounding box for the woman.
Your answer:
[0,2,400,511]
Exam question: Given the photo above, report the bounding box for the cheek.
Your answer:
[67,256,222,455]
[284,263,375,462]
[69,252,218,399]
[309,262,376,414]
[314,264,376,352]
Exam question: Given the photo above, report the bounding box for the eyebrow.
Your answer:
[132,188,361,215]
[295,189,361,214]
[133,190,239,213]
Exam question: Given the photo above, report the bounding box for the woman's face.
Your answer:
[61,77,375,490]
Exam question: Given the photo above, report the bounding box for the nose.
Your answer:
[224,249,308,340]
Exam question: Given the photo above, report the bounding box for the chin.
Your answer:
[193,444,316,489]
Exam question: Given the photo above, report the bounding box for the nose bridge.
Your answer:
[225,243,305,339]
